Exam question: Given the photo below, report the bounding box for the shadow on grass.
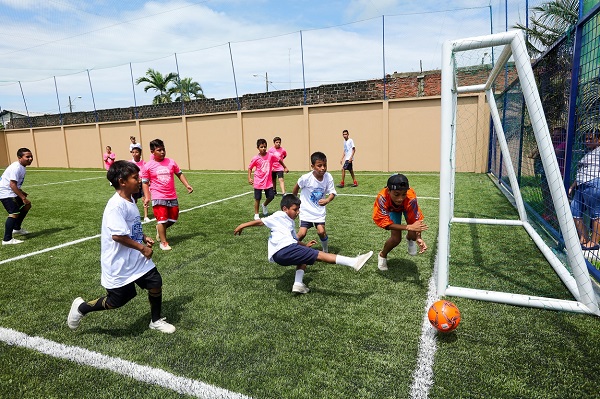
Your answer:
[25,226,75,239]
[82,295,194,337]
[377,258,423,285]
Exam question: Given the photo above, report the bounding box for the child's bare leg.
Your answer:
[590,218,600,245]
[279,178,286,194]
[381,230,402,258]
[157,223,167,243]
[297,227,308,241]
[263,197,273,206]
[254,199,260,215]
[316,225,328,252]
[574,218,589,244]
[341,168,346,184]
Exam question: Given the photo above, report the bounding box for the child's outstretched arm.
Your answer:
[176,172,193,193]
[291,183,300,196]
[234,219,264,235]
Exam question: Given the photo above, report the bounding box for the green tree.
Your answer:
[514,0,579,57]
[135,68,178,104]
[170,77,205,102]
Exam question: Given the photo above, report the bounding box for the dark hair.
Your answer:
[149,138,164,151]
[17,148,32,158]
[310,151,327,165]
[273,136,281,142]
[342,129,349,134]
[257,138,267,147]
[280,193,301,210]
[107,160,140,188]
[131,146,142,153]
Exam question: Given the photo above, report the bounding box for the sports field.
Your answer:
[1,169,599,399]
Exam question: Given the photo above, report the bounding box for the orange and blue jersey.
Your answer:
[372,187,423,229]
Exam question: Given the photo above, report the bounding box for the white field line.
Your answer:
[0,327,251,399]
[409,249,440,399]
[0,192,252,266]
[27,177,104,187]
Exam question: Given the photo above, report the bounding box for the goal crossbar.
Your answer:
[438,30,600,316]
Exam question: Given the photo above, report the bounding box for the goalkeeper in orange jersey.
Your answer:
[372,173,428,271]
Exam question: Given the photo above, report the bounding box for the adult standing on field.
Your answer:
[337,129,358,188]
[0,148,34,245]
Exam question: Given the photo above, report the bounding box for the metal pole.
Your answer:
[228,42,241,110]
[54,77,63,125]
[130,63,139,119]
[69,96,73,113]
[18,81,32,128]
[87,69,98,123]
[265,72,269,92]
[174,53,185,115]
[382,15,387,100]
[300,30,306,105]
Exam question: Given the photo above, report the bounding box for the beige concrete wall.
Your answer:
[2,94,490,173]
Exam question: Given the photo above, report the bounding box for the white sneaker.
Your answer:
[292,282,310,294]
[353,251,374,271]
[262,204,269,216]
[149,318,176,333]
[407,240,418,256]
[377,254,388,271]
[160,242,172,251]
[12,228,29,235]
[67,297,85,330]
[2,238,23,245]
[143,217,151,223]
[254,214,260,220]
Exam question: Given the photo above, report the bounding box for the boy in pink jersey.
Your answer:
[103,146,116,170]
[248,138,287,220]
[268,136,288,196]
[141,138,193,251]
[130,147,150,222]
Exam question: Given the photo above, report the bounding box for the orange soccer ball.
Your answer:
[428,300,461,332]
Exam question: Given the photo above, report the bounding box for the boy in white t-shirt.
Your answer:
[338,129,358,188]
[234,194,373,294]
[292,151,336,252]
[0,148,34,245]
[67,160,175,333]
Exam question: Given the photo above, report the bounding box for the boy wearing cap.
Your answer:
[372,174,428,271]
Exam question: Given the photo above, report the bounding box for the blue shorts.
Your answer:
[342,160,353,171]
[300,220,325,229]
[1,197,25,215]
[390,211,403,224]
[272,244,319,266]
[571,179,600,219]
[254,187,275,201]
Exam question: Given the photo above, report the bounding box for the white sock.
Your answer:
[321,237,329,253]
[294,269,305,284]
[336,255,356,267]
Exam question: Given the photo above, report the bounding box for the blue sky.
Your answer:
[0,0,545,115]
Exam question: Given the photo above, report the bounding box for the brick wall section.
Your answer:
[7,64,518,129]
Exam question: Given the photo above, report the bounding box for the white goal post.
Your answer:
[438,30,600,316]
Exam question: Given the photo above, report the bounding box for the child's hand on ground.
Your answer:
[416,238,427,253]
[234,226,244,235]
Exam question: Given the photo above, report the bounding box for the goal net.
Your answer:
[438,30,599,316]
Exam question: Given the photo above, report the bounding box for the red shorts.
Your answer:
[152,205,179,223]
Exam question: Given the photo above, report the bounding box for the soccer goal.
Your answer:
[438,30,600,316]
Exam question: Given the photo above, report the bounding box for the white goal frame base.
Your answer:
[438,30,600,316]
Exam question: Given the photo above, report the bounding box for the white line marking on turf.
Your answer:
[0,192,252,266]
[0,327,251,399]
[27,177,104,187]
[409,250,440,399]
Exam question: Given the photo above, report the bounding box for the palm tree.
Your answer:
[135,68,178,104]
[170,77,205,102]
[514,0,579,57]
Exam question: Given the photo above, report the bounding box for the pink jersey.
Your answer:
[268,146,287,172]
[140,158,181,200]
[249,153,278,189]
[130,158,146,172]
[103,152,115,170]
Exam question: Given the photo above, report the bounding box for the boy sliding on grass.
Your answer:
[67,161,175,333]
[372,173,428,271]
[234,194,373,294]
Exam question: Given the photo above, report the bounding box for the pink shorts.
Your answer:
[152,205,179,223]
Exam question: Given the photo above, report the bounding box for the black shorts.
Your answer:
[1,197,25,215]
[300,220,325,229]
[254,187,275,201]
[342,160,353,171]
[105,268,162,308]
[272,171,284,179]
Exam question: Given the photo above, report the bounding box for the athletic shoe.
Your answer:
[67,297,85,330]
[351,182,358,187]
[353,250,374,271]
[336,183,345,188]
[2,238,23,245]
[143,217,151,223]
[377,254,388,271]
[149,318,176,333]
[262,204,269,216]
[407,240,418,256]
[160,242,172,251]
[292,282,310,294]
[254,214,260,220]
[12,228,29,235]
